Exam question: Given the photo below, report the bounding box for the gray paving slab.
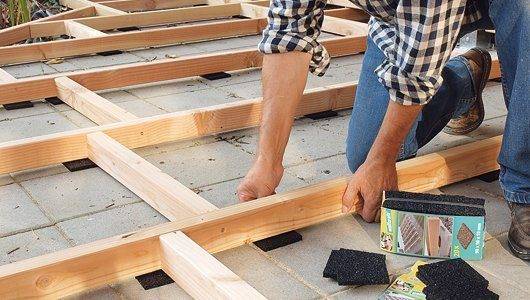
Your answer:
[0,101,54,120]
[468,115,505,140]
[0,175,13,187]
[285,154,350,185]
[111,278,192,300]
[192,35,261,52]
[221,120,347,167]
[62,285,122,300]
[417,131,475,156]
[199,68,261,87]
[470,234,530,293]
[98,90,143,104]
[466,178,504,198]
[216,79,262,99]
[482,82,507,120]
[197,172,306,208]
[65,52,145,69]
[328,284,388,299]
[0,226,70,266]
[130,43,204,61]
[143,141,254,188]
[57,202,167,245]
[115,99,168,117]
[0,112,79,143]
[127,78,209,99]
[20,168,142,221]
[47,60,83,73]
[306,64,362,89]
[11,164,69,183]
[0,183,51,236]
[265,216,417,296]
[328,55,364,69]
[134,136,220,158]
[440,181,511,237]
[2,62,56,78]
[59,109,98,128]
[214,245,321,299]
[144,87,241,112]
[307,115,350,137]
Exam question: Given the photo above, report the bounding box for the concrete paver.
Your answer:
[57,202,166,245]
[65,52,145,69]
[111,278,192,300]
[10,164,69,183]
[144,141,254,188]
[127,77,209,99]
[144,87,241,112]
[2,62,56,78]
[60,109,98,128]
[21,168,142,221]
[0,183,51,236]
[130,44,204,61]
[0,101,54,120]
[63,286,122,300]
[0,112,79,143]
[0,226,70,266]
[214,245,321,299]
[115,99,168,117]
[285,154,350,184]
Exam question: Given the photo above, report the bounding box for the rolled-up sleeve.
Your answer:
[370,0,468,105]
[259,0,330,76]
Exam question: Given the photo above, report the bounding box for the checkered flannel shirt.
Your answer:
[259,0,483,105]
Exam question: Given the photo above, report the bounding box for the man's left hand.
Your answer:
[341,157,398,222]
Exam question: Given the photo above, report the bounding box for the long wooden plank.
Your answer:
[0,81,356,174]
[55,76,137,124]
[0,18,267,65]
[64,20,107,38]
[0,6,96,46]
[0,135,501,298]
[160,231,266,299]
[61,0,127,16]
[0,36,365,103]
[101,0,208,11]
[87,132,218,220]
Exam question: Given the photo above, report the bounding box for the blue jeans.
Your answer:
[346,0,530,204]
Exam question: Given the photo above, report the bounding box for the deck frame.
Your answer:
[0,1,502,299]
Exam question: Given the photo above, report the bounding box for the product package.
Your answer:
[379,260,427,300]
[380,191,486,260]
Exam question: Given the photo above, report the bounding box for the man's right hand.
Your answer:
[237,158,284,201]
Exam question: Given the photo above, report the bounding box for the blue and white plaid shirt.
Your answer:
[259,0,483,105]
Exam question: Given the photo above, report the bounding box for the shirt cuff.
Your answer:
[258,32,331,76]
[375,61,443,105]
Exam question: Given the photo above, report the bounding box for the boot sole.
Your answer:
[508,237,530,261]
[443,48,491,135]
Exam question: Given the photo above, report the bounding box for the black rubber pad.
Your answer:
[63,158,97,172]
[200,72,232,81]
[97,50,124,56]
[254,230,302,252]
[323,249,389,286]
[385,191,485,206]
[46,97,64,105]
[417,258,496,299]
[382,199,485,216]
[3,101,34,110]
[477,170,500,183]
[117,26,140,32]
[135,270,174,290]
[305,110,339,120]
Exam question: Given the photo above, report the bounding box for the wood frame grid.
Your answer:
[0,1,502,299]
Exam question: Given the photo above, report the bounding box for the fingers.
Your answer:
[237,182,258,202]
[360,190,383,223]
[342,178,362,213]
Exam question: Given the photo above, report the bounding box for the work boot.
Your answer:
[507,203,530,261]
[443,48,491,135]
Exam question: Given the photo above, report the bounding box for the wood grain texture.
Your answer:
[160,231,265,300]
[0,18,267,65]
[0,135,501,298]
[100,0,207,12]
[0,36,365,103]
[87,132,218,220]
[0,82,356,174]
[60,0,127,16]
[64,20,107,38]
[55,76,137,124]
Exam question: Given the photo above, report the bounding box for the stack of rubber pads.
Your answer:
[417,258,498,299]
[323,249,390,286]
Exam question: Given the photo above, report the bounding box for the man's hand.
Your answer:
[237,158,284,201]
[342,157,397,222]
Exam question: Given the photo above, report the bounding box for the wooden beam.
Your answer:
[0,135,501,298]
[55,77,137,125]
[0,36,365,103]
[160,231,265,299]
[100,0,208,12]
[64,20,107,38]
[87,132,218,220]
[0,81,356,175]
[0,6,96,46]
[0,18,266,65]
[60,0,127,16]
[240,3,368,36]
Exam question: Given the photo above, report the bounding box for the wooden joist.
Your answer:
[64,20,107,38]
[160,231,266,299]
[60,0,127,16]
[0,135,501,298]
[0,81,356,175]
[0,36,365,103]
[55,76,137,124]
[100,0,208,12]
[87,132,218,220]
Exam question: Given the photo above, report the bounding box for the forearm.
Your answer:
[257,52,312,166]
[367,101,423,163]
